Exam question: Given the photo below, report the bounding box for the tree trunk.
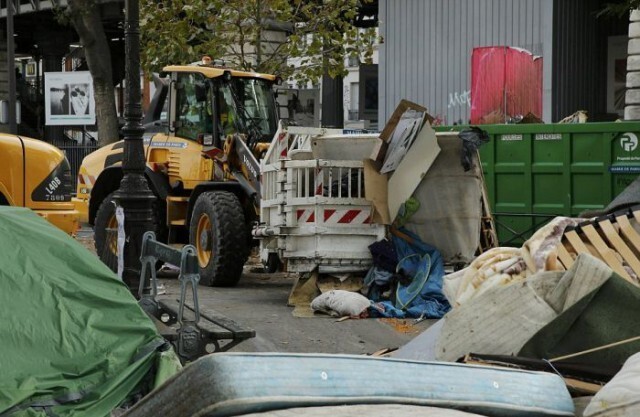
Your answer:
[68,0,120,147]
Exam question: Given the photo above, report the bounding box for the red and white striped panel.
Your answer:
[296,209,315,223]
[78,173,96,186]
[296,208,371,224]
[314,167,324,196]
[277,132,288,159]
[324,209,371,224]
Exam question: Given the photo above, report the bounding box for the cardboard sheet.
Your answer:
[387,123,441,222]
[363,159,391,225]
[371,99,428,163]
[380,110,426,174]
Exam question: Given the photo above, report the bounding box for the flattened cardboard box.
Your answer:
[365,100,439,225]
[370,99,431,163]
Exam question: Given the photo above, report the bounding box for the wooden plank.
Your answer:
[562,378,603,395]
[616,214,640,255]
[564,230,600,260]
[557,244,575,269]
[478,150,498,251]
[581,224,632,282]
[598,219,640,281]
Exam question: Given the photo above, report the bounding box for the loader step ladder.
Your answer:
[138,231,255,361]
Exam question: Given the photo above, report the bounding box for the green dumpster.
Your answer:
[437,122,640,245]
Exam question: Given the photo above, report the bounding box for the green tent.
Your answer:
[0,207,181,416]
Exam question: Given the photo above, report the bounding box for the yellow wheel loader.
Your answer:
[0,134,79,234]
[75,61,278,286]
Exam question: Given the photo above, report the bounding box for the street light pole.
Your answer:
[6,0,16,134]
[115,0,155,293]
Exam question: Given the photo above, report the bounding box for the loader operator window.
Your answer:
[230,78,278,141]
[176,73,212,141]
[217,85,238,141]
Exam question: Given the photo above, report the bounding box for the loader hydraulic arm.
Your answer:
[228,135,261,203]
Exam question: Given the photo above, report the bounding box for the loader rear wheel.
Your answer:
[94,191,167,274]
[189,191,247,287]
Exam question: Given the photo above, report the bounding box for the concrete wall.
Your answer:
[379,0,554,124]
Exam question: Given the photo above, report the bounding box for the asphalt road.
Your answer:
[75,228,433,355]
[159,269,431,355]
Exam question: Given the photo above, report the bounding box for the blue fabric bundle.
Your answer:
[369,228,451,319]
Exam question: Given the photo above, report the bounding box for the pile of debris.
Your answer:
[282,100,495,320]
[392,202,640,416]
[282,100,640,416]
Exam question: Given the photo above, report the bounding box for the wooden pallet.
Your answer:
[478,151,499,253]
[558,207,640,286]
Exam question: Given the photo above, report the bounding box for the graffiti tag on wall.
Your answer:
[448,90,471,109]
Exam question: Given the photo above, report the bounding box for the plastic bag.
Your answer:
[459,127,489,171]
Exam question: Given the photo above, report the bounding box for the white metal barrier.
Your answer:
[258,125,385,273]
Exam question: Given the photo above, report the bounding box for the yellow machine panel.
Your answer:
[0,135,79,234]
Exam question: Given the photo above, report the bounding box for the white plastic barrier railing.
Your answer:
[258,126,385,274]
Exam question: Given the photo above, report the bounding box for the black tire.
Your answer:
[94,192,119,272]
[189,191,247,286]
[94,191,167,273]
[265,253,283,273]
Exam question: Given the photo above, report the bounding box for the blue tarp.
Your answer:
[368,228,451,319]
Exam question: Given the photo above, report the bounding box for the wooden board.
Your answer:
[564,230,600,259]
[616,214,640,255]
[557,244,575,269]
[598,219,640,278]
[580,224,632,281]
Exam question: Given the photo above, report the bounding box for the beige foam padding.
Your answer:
[288,271,320,318]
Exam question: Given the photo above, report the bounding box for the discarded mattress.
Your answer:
[403,132,483,265]
[124,352,575,417]
[239,404,487,416]
[583,352,640,416]
[437,253,640,369]
[443,216,581,306]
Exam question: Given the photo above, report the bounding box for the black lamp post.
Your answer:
[6,0,16,134]
[114,0,155,293]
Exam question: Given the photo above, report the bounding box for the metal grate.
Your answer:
[56,143,99,192]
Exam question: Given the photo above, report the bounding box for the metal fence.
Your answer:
[57,143,100,191]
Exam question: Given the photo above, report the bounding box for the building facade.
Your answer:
[379,0,628,125]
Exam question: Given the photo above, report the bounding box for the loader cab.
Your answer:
[165,65,278,149]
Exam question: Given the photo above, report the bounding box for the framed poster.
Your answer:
[44,71,96,126]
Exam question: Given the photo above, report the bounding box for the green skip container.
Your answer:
[438,122,640,245]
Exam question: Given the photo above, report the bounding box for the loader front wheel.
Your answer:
[190,191,247,286]
[94,193,119,272]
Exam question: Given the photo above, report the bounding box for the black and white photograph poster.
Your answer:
[44,71,95,126]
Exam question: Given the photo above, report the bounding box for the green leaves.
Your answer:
[140,0,377,84]
[598,1,640,18]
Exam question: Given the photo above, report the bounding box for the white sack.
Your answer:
[311,290,371,317]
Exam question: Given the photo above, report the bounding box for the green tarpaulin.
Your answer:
[519,274,640,367]
[0,207,180,416]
